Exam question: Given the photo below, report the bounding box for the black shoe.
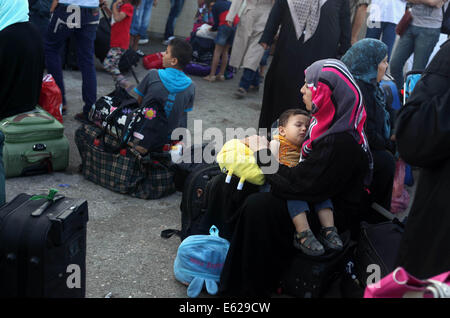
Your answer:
[136,49,145,57]
[293,229,325,256]
[74,112,90,124]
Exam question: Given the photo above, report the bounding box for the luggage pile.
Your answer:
[75,87,176,200]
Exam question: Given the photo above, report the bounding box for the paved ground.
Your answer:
[5,37,416,298]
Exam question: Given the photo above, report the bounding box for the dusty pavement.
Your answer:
[5,38,263,298]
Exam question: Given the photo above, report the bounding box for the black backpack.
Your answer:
[90,86,169,154]
[162,166,259,242]
[277,231,355,298]
[354,219,404,288]
[95,15,140,76]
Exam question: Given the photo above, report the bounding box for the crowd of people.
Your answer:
[0,0,449,298]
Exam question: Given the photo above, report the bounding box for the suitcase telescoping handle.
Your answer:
[30,188,65,217]
[371,202,405,228]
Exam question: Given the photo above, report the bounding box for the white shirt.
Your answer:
[368,0,406,24]
[59,0,99,7]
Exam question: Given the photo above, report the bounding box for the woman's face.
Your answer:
[377,56,389,83]
[300,83,313,111]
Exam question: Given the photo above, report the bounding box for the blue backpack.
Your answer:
[174,225,230,298]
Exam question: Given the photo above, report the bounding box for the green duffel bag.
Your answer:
[0,107,69,178]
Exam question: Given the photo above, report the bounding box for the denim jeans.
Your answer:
[0,131,5,206]
[214,25,235,46]
[260,48,271,66]
[287,199,334,219]
[164,0,185,40]
[365,22,397,61]
[29,12,51,40]
[239,68,260,91]
[130,0,154,39]
[44,4,100,114]
[389,25,441,90]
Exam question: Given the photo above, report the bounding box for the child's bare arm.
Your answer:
[100,0,112,17]
[50,0,58,12]
[112,0,127,22]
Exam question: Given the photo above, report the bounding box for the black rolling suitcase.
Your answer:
[0,190,88,297]
[354,203,405,288]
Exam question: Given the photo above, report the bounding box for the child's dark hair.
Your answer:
[168,38,193,69]
[278,109,311,127]
[204,0,214,8]
[129,0,141,6]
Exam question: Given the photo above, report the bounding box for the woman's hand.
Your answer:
[242,135,270,152]
[260,42,269,50]
[50,0,58,12]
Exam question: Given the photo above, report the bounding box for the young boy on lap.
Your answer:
[270,109,344,256]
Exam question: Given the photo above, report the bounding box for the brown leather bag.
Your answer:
[396,8,412,36]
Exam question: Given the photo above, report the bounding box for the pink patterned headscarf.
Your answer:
[301,59,373,184]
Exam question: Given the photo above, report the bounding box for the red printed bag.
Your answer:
[39,74,63,123]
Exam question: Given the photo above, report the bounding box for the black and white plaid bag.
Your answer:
[75,124,175,200]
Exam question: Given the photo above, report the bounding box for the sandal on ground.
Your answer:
[318,226,343,251]
[248,85,259,93]
[216,74,226,81]
[203,75,216,82]
[234,87,247,99]
[293,229,325,256]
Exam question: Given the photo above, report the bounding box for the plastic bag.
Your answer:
[39,74,63,123]
[391,159,410,214]
[142,52,164,70]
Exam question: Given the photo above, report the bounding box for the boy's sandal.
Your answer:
[248,85,259,93]
[203,75,216,82]
[216,75,226,81]
[293,229,325,257]
[318,226,343,251]
[234,87,247,99]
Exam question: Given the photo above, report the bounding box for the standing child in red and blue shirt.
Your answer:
[103,0,140,89]
[203,0,239,82]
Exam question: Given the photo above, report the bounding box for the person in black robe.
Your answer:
[341,39,397,213]
[394,39,450,279]
[258,0,351,131]
[219,59,371,297]
[0,0,44,120]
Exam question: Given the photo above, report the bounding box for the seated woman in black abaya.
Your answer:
[341,39,397,214]
[219,59,372,297]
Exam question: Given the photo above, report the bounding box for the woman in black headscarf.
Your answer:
[219,59,370,297]
[258,0,351,131]
[394,39,450,279]
[341,39,396,213]
[0,0,45,205]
